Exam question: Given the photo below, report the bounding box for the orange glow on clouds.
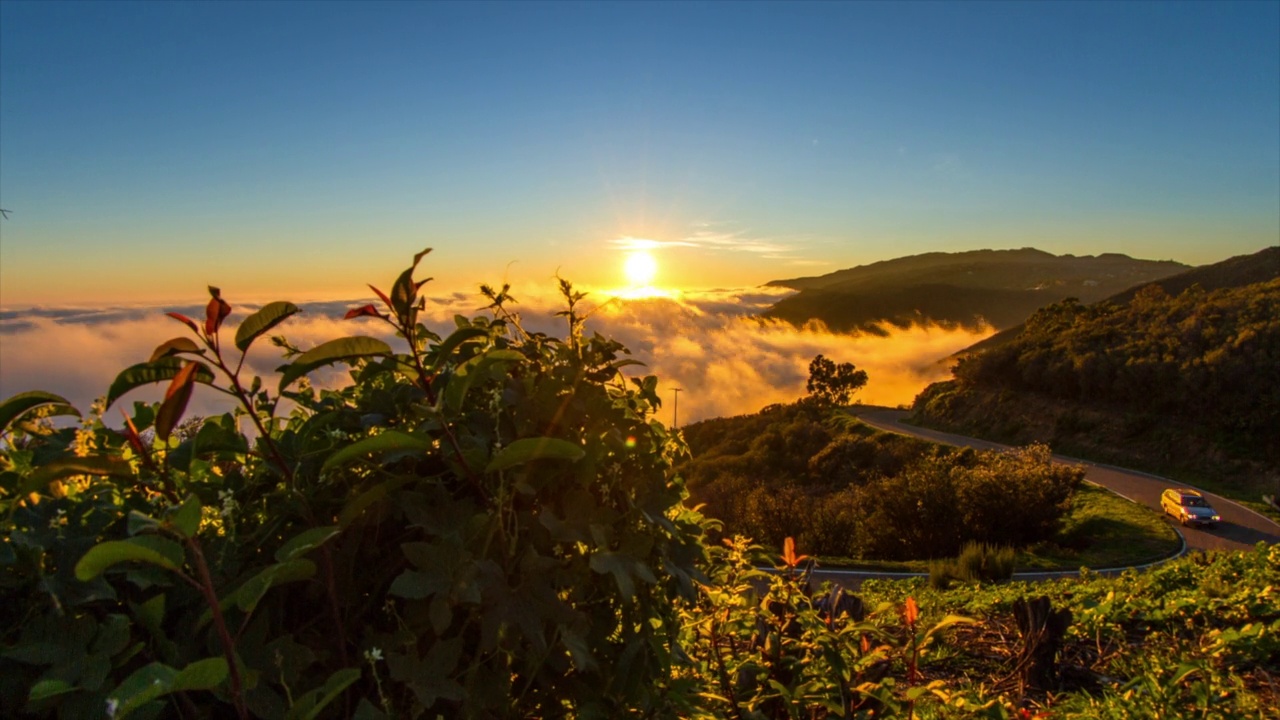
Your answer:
[0,284,993,428]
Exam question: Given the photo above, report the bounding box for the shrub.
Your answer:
[1,253,708,718]
[929,542,1016,589]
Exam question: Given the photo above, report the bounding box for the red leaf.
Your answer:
[204,296,232,336]
[344,304,384,320]
[156,362,199,442]
[368,284,394,310]
[120,411,146,456]
[166,312,200,334]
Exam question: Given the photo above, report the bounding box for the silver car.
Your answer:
[1161,488,1220,527]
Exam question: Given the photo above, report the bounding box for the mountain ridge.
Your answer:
[762,247,1190,333]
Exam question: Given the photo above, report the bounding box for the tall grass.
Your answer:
[929,542,1016,589]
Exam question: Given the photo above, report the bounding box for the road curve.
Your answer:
[855,407,1280,553]
[806,407,1279,590]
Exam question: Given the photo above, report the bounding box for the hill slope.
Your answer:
[763,248,1189,333]
[960,245,1280,356]
[912,271,1280,499]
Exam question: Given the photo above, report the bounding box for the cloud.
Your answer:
[0,287,992,428]
[610,228,803,261]
[609,237,701,251]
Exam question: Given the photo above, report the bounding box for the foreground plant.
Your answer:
[1,250,707,718]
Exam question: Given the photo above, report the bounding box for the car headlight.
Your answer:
[1211,515,1220,521]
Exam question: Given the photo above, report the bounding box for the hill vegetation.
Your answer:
[2,251,1273,718]
[680,401,1088,561]
[959,245,1280,357]
[763,248,1188,334]
[913,268,1280,501]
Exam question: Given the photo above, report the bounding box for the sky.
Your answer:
[2,1,1277,306]
[1,2,1278,424]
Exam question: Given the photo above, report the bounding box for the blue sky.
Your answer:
[2,1,1277,304]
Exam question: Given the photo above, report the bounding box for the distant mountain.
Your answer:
[960,246,1280,357]
[763,248,1189,333]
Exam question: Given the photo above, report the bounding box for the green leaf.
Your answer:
[133,595,166,637]
[149,337,203,362]
[75,537,185,581]
[274,526,340,563]
[27,678,75,702]
[0,391,79,434]
[106,358,215,409]
[127,510,162,536]
[390,267,417,319]
[287,668,361,720]
[337,476,413,527]
[428,327,490,372]
[168,495,202,538]
[193,417,249,455]
[107,658,227,719]
[589,551,636,600]
[388,569,449,600]
[486,437,585,473]
[277,336,392,392]
[235,301,300,352]
[20,455,134,497]
[441,349,524,413]
[171,656,229,692]
[219,559,316,615]
[321,430,432,472]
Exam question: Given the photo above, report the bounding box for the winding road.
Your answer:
[807,407,1280,589]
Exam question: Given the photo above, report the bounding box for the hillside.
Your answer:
[912,274,1280,502]
[960,245,1280,357]
[763,248,1189,333]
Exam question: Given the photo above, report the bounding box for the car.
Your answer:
[1161,488,1221,527]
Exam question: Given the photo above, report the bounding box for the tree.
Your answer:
[805,354,868,406]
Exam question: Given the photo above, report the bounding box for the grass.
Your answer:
[1015,482,1182,570]
[811,482,1182,574]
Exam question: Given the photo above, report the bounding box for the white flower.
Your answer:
[105,698,119,717]
[218,490,236,518]
[364,647,384,663]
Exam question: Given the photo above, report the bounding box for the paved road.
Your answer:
[806,407,1279,590]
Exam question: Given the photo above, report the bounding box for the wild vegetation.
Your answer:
[914,275,1280,502]
[2,251,1273,718]
[681,400,1085,562]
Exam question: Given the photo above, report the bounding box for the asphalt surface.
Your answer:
[804,407,1280,590]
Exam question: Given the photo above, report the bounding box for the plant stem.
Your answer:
[188,538,249,720]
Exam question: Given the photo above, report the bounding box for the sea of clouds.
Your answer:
[0,285,992,426]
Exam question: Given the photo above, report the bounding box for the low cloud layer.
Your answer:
[0,286,992,426]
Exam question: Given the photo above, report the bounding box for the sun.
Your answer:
[623,251,658,287]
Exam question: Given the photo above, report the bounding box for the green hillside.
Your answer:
[763,248,1189,333]
[913,273,1280,502]
[959,245,1280,357]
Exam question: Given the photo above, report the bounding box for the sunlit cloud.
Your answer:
[610,228,815,265]
[1,286,993,427]
[610,237,700,251]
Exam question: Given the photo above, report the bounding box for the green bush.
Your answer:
[1,252,708,718]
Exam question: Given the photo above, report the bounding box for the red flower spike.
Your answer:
[205,296,232,336]
[166,312,200,334]
[781,537,810,569]
[904,596,919,625]
[344,304,384,320]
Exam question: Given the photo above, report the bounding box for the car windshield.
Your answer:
[1183,497,1209,507]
